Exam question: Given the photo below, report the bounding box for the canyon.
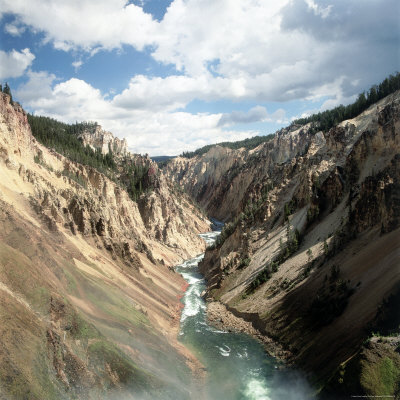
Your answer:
[166,90,400,398]
[0,86,399,399]
[0,92,210,400]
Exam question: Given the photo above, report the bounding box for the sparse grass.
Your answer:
[29,286,51,313]
[361,356,400,396]
[66,309,101,340]
[88,340,161,390]
[81,276,150,328]
[62,169,87,188]
[34,154,54,172]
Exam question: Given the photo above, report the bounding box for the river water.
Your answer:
[175,230,312,400]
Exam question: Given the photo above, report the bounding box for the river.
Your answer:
[175,230,312,400]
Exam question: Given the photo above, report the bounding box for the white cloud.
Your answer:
[16,72,257,155]
[15,70,56,102]
[4,22,26,36]
[305,0,332,19]
[72,60,83,71]
[0,48,35,80]
[217,106,286,127]
[4,0,399,154]
[1,0,157,52]
[2,0,398,104]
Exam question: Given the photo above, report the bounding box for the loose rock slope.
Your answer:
[166,91,400,398]
[0,92,210,400]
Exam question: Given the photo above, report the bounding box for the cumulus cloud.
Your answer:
[0,48,35,80]
[0,0,157,52]
[2,0,398,104]
[4,22,26,36]
[217,106,286,127]
[4,0,399,154]
[218,106,269,127]
[16,72,256,155]
[15,70,56,102]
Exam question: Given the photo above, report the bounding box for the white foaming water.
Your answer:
[180,285,205,321]
[216,345,231,357]
[176,228,312,400]
[243,379,272,400]
[199,231,221,246]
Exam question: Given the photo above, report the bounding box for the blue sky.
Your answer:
[0,0,399,156]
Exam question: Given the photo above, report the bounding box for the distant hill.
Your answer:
[180,134,275,158]
[151,155,175,163]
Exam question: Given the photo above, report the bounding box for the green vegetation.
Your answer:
[284,199,296,221]
[88,340,160,390]
[34,154,54,172]
[1,82,13,104]
[61,169,87,188]
[151,155,175,168]
[361,356,400,397]
[369,287,400,338]
[238,256,251,269]
[293,72,400,133]
[247,223,301,293]
[28,113,154,201]
[67,309,101,341]
[180,134,274,158]
[309,265,355,327]
[28,115,116,174]
[119,159,155,201]
[207,220,238,250]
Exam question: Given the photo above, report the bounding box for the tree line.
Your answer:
[27,113,153,201]
[27,114,116,173]
[181,72,400,159]
[180,134,274,158]
[293,72,400,133]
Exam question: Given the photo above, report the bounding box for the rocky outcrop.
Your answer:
[78,124,128,156]
[0,92,209,400]
[168,91,400,397]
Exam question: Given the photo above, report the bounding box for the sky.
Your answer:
[0,0,399,156]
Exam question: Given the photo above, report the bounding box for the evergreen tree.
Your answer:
[3,83,13,103]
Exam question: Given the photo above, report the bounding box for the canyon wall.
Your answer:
[0,93,210,400]
[167,91,400,397]
[78,124,128,156]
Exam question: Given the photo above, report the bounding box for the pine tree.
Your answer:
[3,83,13,104]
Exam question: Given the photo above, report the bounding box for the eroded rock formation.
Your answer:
[166,91,400,397]
[0,92,210,400]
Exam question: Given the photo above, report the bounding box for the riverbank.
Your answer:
[206,301,292,364]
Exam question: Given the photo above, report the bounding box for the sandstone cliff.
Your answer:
[0,93,210,400]
[167,91,400,397]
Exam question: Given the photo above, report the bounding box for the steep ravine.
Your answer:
[176,230,313,400]
[0,92,210,399]
[166,91,400,398]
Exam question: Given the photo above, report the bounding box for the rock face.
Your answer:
[166,91,400,397]
[78,123,128,156]
[165,146,248,221]
[0,93,210,400]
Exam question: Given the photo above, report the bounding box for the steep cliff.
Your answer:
[167,91,400,397]
[78,124,128,156]
[0,93,210,400]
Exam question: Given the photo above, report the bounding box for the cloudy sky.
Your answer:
[0,0,399,155]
